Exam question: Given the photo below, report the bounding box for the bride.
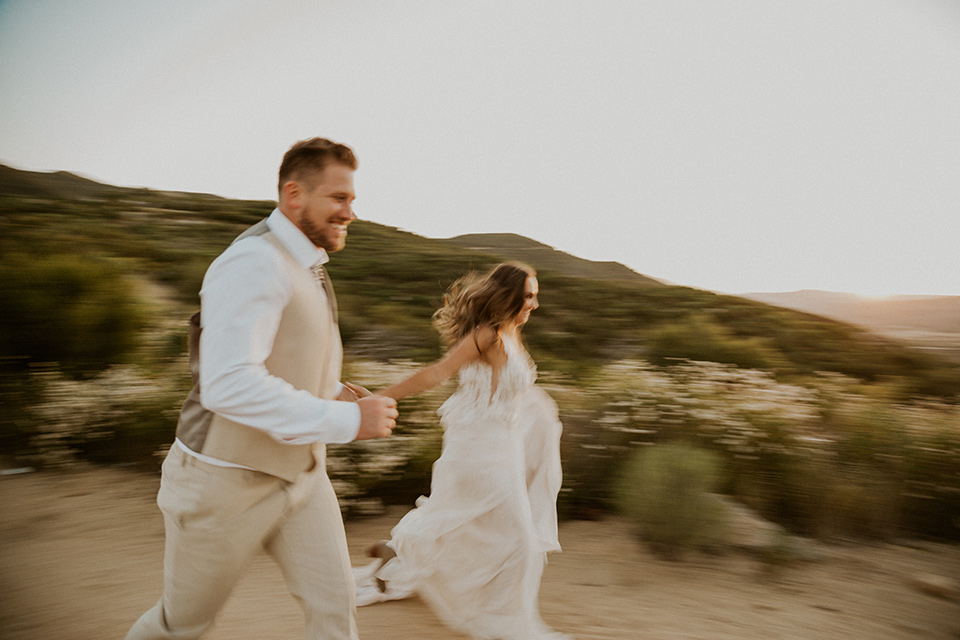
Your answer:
[355,262,571,640]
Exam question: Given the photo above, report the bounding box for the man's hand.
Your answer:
[355,395,398,440]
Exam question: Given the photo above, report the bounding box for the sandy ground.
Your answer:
[1,466,958,640]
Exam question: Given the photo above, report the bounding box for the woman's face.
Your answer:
[514,276,539,325]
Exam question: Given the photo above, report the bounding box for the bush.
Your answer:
[0,252,145,374]
[646,314,785,371]
[21,364,183,470]
[561,360,960,540]
[614,443,728,559]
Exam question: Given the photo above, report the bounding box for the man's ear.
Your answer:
[280,179,302,210]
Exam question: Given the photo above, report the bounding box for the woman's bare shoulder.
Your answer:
[472,324,500,352]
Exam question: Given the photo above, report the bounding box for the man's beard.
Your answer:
[300,215,342,252]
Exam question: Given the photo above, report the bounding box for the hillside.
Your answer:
[0,164,131,200]
[2,164,959,397]
[741,290,960,333]
[0,163,232,202]
[446,233,664,287]
[741,290,960,362]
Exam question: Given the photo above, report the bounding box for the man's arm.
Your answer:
[198,238,363,444]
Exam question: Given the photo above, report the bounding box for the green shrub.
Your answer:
[646,314,785,370]
[561,360,960,540]
[615,443,728,559]
[0,252,145,374]
[21,364,181,470]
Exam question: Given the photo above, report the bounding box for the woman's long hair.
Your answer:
[433,262,535,345]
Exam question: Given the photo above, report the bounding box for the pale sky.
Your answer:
[2,0,958,297]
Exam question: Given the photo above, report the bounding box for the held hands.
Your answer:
[337,381,373,401]
[355,395,398,440]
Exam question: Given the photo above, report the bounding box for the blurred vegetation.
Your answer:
[555,361,960,541]
[615,443,728,559]
[0,252,145,374]
[2,166,958,542]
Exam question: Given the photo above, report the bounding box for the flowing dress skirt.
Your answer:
[356,386,567,640]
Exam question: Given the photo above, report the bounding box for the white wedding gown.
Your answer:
[354,334,570,640]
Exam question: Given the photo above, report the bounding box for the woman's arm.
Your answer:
[378,326,498,401]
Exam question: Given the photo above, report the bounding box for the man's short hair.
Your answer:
[278,138,357,194]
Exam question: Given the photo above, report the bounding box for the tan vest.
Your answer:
[175,224,342,481]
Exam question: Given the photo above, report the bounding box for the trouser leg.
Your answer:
[268,471,358,640]
[126,446,287,640]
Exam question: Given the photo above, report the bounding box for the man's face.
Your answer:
[291,163,356,252]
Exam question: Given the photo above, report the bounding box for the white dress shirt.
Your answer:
[176,209,360,464]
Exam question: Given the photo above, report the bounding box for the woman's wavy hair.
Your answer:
[433,262,535,345]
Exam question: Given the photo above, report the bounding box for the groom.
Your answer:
[126,137,398,640]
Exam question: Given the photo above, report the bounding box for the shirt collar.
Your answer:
[266,208,329,269]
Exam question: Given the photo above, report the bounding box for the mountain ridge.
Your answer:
[739,289,960,363]
[445,232,664,287]
[739,290,960,334]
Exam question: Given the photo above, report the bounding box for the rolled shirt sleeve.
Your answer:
[198,235,360,444]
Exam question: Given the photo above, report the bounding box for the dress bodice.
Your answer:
[436,333,536,428]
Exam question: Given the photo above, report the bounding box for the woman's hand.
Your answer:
[338,381,372,401]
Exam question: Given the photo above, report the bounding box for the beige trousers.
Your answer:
[126,444,358,640]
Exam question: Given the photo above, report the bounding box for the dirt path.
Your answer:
[1,467,958,639]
